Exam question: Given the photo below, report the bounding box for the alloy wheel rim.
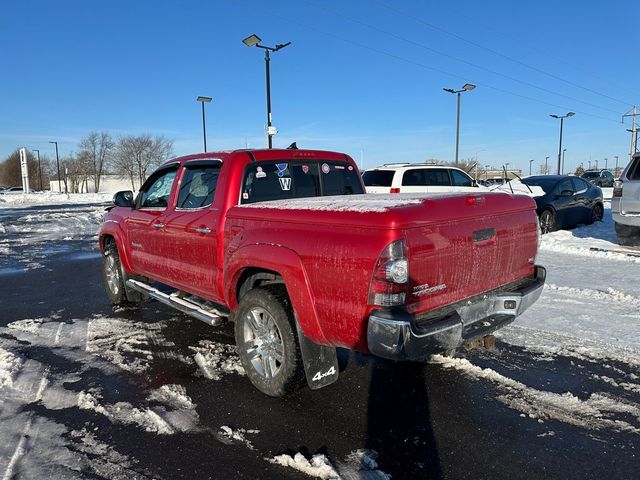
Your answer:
[540,212,553,234]
[105,254,120,295]
[243,306,285,379]
[593,205,603,222]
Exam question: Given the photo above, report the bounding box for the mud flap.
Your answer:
[295,323,339,390]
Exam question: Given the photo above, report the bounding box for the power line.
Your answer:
[307,1,622,115]
[375,1,635,107]
[261,8,620,124]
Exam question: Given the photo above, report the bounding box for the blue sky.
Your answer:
[1,0,638,174]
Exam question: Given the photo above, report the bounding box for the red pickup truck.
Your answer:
[99,148,545,396]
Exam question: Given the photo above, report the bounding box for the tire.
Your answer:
[234,287,305,397]
[588,203,604,224]
[539,208,556,234]
[101,239,142,307]
[615,222,640,247]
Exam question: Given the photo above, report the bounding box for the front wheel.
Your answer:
[539,209,556,234]
[235,288,304,397]
[101,240,142,308]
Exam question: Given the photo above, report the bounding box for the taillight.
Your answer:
[390,188,400,193]
[613,180,623,197]
[368,239,409,307]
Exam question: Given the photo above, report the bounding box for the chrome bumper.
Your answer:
[367,266,546,361]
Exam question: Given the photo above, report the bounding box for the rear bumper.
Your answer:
[367,266,546,361]
[612,207,640,227]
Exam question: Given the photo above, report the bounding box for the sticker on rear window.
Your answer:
[276,163,288,177]
[242,192,249,199]
[302,165,309,174]
[256,166,266,179]
[334,165,345,170]
[279,177,292,191]
[348,165,354,171]
[321,163,330,174]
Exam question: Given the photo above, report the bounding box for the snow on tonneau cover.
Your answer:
[237,192,539,317]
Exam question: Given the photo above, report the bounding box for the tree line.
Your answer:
[0,133,173,192]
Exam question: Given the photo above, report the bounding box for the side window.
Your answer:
[139,169,177,209]
[402,169,425,186]
[177,166,220,209]
[556,179,574,194]
[627,159,640,180]
[321,162,364,196]
[450,169,473,187]
[571,178,588,193]
[422,169,451,186]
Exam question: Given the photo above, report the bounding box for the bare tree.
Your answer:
[79,132,114,193]
[113,134,174,190]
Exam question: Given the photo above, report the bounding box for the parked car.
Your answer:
[0,186,24,194]
[362,163,485,194]
[521,175,604,234]
[99,149,544,396]
[581,169,615,187]
[612,153,640,246]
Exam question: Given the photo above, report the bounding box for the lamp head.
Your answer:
[242,34,261,47]
[463,83,476,91]
[567,112,575,117]
[197,96,212,103]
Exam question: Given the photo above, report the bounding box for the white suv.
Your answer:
[612,153,640,246]
[362,163,485,194]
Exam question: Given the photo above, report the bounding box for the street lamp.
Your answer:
[32,149,42,190]
[550,112,575,175]
[443,83,476,164]
[196,96,213,152]
[242,34,291,149]
[604,157,608,170]
[545,156,549,175]
[562,148,567,175]
[615,155,619,174]
[529,159,534,176]
[48,141,65,193]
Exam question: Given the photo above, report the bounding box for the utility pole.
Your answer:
[623,106,638,161]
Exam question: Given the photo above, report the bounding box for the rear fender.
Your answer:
[225,244,329,345]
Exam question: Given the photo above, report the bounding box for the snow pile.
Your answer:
[86,317,167,373]
[0,192,112,207]
[270,452,341,479]
[7,318,45,334]
[2,207,105,243]
[238,193,426,212]
[148,384,195,410]
[190,340,245,380]
[218,426,260,450]
[432,355,640,434]
[78,389,199,435]
[0,348,23,390]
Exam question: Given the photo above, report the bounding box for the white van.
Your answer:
[362,164,486,194]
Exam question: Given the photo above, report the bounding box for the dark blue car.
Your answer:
[521,175,604,234]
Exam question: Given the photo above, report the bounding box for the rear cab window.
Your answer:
[241,160,363,204]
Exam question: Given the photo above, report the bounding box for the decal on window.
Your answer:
[302,164,309,174]
[348,165,354,171]
[279,177,292,191]
[321,163,330,174]
[256,166,266,179]
[276,163,288,177]
[242,192,249,199]
[334,165,345,170]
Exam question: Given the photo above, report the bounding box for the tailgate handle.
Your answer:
[472,228,496,242]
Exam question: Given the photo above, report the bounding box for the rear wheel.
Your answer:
[589,203,604,224]
[615,222,640,247]
[539,209,556,234]
[235,288,305,397]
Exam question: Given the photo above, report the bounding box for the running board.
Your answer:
[126,279,227,326]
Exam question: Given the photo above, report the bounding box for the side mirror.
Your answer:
[113,190,134,207]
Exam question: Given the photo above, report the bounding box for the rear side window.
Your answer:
[556,179,574,194]
[362,170,394,187]
[241,161,363,204]
[421,168,451,186]
[177,166,220,209]
[450,169,473,186]
[627,158,640,180]
[571,177,589,192]
[401,169,425,186]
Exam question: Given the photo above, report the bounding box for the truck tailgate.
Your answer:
[403,193,538,315]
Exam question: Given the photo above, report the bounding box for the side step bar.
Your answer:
[126,279,227,327]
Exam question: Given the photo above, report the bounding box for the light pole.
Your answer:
[48,141,65,193]
[242,34,291,149]
[32,149,42,190]
[604,157,608,171]
[443,83,476,164]
[196,96,212,152]
[550,112,574,175]
[545,156,549,175]
[615,155,619,175]
[529,159,534,176]
[595,159,599,170]
[562,148,567,175]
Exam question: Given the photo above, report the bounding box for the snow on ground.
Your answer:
[0,192,112,207]
[190,340,245,380]
[270,449,391,480]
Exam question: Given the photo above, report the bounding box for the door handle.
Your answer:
[152,223,165,229]
[196,227,211,234]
